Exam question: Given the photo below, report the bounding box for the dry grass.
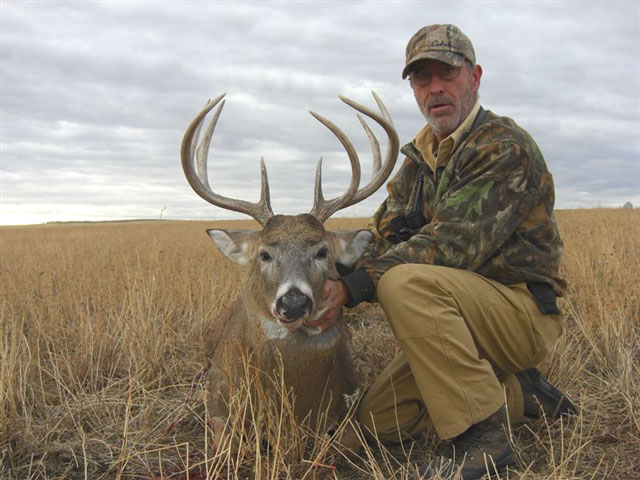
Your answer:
[1,210,638,479]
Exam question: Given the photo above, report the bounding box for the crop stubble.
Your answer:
[1,210,638,479]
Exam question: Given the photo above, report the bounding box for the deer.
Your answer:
[180,91,399,451]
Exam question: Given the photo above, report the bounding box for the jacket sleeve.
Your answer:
[344,137,545,304]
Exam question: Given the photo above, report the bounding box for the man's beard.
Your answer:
[420,87,476,140]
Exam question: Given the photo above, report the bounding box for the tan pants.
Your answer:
[356,264,563,441]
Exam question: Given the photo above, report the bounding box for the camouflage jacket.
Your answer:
[341,108,567,306]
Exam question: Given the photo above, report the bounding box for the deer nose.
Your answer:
[276,287,312,321]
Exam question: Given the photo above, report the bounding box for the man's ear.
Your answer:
[331,230,374,267]
[471,63,482,92]
[206,229,259,265]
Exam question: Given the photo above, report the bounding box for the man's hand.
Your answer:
[304,279,350,331]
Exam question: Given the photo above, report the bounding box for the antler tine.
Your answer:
[339,91,400,207]
[312,156,325,206]
[180,94,274,225]
[194,98,223,189]
[356,113,382,177]
[308,110,362,223]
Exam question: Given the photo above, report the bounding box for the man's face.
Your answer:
[409,59,482,141]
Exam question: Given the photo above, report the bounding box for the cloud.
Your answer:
[1,1,638,225]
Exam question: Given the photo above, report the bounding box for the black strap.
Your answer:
[469,106,487,134]
[527,282,561,315]
[411,170,424,216]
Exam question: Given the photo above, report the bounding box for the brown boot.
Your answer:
[516,368,577,419]
[420,406,514,479]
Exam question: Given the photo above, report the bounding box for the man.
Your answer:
[321,24,576,479]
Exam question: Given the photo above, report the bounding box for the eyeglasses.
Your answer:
[408,65,462,87]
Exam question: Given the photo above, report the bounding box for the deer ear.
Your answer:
[206,229,258,265]
[333,230,374,267]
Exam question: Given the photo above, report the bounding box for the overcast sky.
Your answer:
[1,0,639,225]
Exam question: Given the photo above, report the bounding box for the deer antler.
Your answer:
[181,92,398,225]
[308,91,399,223]
[180,93,274,225]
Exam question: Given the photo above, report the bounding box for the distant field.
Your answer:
[1,210,638,479]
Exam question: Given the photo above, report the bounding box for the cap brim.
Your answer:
[402,51,467,79]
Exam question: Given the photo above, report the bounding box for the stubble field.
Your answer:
[1,209,638,479]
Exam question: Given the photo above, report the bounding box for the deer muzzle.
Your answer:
[275,287,313,322]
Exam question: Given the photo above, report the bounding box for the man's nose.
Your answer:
[427,76,446,93]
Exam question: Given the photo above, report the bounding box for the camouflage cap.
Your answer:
[402,24,476,79]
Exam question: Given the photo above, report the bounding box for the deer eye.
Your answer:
[315,247,328,260]
[259,251,272,262]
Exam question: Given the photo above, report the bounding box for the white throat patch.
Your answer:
[259,316,290,340]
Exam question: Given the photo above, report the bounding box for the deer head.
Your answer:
[181,92,398,335]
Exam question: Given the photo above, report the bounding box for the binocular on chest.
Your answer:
[389,211,427,243]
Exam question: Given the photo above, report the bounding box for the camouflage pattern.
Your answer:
[358,110,567,297]
[402,24,476,79]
